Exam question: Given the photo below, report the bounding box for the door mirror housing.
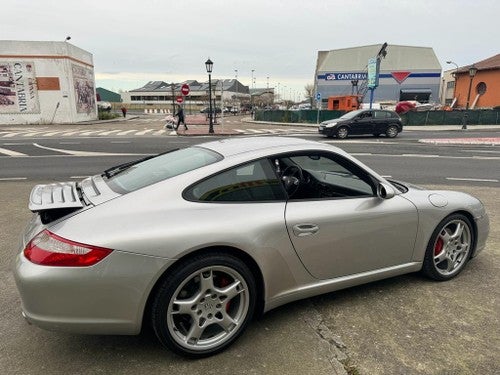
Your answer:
[377,182,395,199]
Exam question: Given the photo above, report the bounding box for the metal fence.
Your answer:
[403,110,500,125]
[255,109,500,125]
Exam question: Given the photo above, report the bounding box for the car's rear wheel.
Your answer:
[385,125,399,138]
[336,126,349,139]
[422,214,474,281]
[151,253,256,357]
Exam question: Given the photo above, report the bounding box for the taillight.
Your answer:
[24,230,112,267]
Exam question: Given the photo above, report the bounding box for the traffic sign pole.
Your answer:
[316,92,322,124]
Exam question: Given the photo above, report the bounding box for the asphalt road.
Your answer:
[1,119,499,374]
[0,130,499,187]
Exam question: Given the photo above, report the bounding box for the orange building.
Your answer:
[453,54,500,108]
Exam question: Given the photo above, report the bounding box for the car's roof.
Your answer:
[198,137,329,158]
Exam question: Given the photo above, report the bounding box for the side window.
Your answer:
[279,153,375,200]
[185,159,286,202]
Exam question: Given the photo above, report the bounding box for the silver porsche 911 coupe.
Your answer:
[14,137,489,357]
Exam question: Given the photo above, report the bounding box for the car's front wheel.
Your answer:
[336,126,349,139]
[385,125,399,138]
[151,253,256,357]
[422,214,474,281]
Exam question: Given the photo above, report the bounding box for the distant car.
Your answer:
[319,109,403,139]
[200,107,222,114]
[14,137,489,357]
[97,101,112,112]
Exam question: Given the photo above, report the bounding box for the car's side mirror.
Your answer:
[377,182,395,199]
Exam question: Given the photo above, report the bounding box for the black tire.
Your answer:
[336,126,349,139]
[421,214,474,281]
[385,125,399,138]
[151,252,256,357]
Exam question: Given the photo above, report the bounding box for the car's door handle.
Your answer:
[292,224,319,237]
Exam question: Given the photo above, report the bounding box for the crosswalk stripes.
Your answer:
[0,127,317,139]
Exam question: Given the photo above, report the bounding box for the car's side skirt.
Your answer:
[264,262,422,312]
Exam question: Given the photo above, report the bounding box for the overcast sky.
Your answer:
[2,0,498,99]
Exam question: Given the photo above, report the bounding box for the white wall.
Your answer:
[0,40,97,124]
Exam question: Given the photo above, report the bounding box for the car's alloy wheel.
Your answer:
[336,127,349,139]
[151,253,256,357]
[422,214,474,281]
[385,125,399,138]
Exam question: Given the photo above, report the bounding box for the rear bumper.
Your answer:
[14,249,174,335]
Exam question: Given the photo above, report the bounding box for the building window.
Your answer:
[476,82,487,95]
[446,81,455,89]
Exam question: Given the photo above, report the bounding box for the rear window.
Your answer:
[105,147,222,193]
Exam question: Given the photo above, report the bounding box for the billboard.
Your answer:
[72,64,96,114]
[0,61,40,113]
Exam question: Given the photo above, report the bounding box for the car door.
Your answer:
[281,152,418,280]
[373,110,390,134]
[350,111,374,135]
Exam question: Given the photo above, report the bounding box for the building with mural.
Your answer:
[315,44,441,105]
[0,40,96,124]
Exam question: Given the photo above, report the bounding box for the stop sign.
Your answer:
[176,96,184,103]
[181,84,190,96]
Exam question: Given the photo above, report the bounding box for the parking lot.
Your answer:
[1,181,499,374]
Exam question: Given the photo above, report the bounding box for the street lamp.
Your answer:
[463,64,478,130]
[205,58,214,134]
[446,61,459,101]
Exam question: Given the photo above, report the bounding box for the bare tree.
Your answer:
[304,84,314,106]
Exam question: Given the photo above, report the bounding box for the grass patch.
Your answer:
[98,111,120,120]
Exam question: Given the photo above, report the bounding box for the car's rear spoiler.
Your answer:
[29,182,84,212]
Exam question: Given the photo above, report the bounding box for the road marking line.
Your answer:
[110,141,131,144]
[446,177,498,183]
[2,142,30,145]
[23,131,47,137]
[2,132,25,138]
[0,177,27,181]
[153,130,166,135]
[97,129,121,136]
[462,150,500,154]
[60,131,82,136]
[402,154,439,158]
[70,176,91,179]
[32,143,143,156]
[0,147,28,156]
[116,130,138,135]
[135,129,155,135]
[79,130,103,136]
[42,131,65,136]
[59,142,81,144]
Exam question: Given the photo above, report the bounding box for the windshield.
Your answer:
[105,147,222,193]
[338,109,364,120]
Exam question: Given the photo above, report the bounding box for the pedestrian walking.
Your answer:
[175,105,188,130]
[121,106,127,118]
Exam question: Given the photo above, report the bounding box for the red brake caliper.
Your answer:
[434,237,444,256]
[219,276,231,312]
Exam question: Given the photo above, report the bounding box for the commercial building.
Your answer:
[121,79,250,111]
[0,40,97,124]
[315,44,441,105]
